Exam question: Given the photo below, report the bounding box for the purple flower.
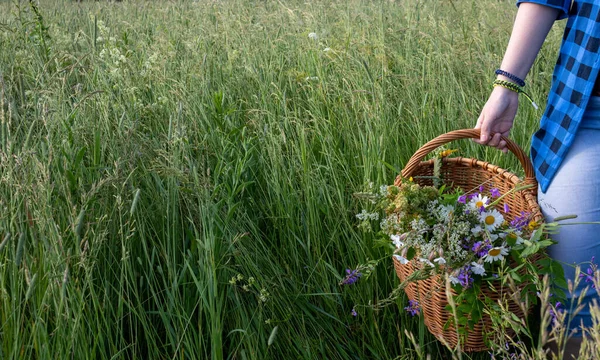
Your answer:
[457,266,474,289]
[458,195,467,204]
[510,211,531,231]
[503,203,510,213]
[490,188,501,198]
[472,240,492,258]
[549,301,563,324]
[341,269,362,285]
[351,307,358,317]
[579,257,598,290]
[404,299,420,316]
[479,185,485,193]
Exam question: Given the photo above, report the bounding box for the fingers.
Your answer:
[474,116,511,153]
[487,133,503,148]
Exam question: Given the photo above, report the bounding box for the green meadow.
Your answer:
[0,0,566,358]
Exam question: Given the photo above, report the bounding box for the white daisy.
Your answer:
[393,254,409,265]
[468,194,489,211]
[480,209,504,232]
[483,244,509,263]
[470,262,486,276]
[419,258,435,267]
[434,257,447,265]
[390,234,405,249]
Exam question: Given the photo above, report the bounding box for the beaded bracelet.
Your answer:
[493,79,538,110]
[495,69,526,87]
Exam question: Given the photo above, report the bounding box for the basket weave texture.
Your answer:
[392,129,544,352]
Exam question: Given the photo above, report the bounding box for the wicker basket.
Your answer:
[392,129,544,352]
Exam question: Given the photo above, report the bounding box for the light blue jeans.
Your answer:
[538,96,600,334]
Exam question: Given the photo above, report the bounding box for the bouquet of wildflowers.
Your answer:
[353,149,566,335]
[382,179,542,286]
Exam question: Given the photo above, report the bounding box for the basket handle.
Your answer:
[399,129,537,187]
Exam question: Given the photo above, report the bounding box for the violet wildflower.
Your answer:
[549,301,562,324]
[479,185,485,193]
[490,188,501,198]
[457,266,474,288]
[472,240,492,258]
[404,299,420,316]
[340,269,362,285]
[510,211,531,231]
[458,194,467,204]
[503,203,510,213]
[351,307,358,317]
[579,257,598,290]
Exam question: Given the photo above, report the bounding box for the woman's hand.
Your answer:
[474,86,519,153]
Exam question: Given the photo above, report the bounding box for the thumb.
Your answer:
[478,118,491,144]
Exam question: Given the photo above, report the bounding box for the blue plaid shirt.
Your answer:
[517,0,600,192]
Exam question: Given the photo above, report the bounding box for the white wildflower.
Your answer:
[393,254,409,265]
[434,257,447,265]
[390,234,405,249]
[449,274,461,285]
[419,258,434,267]
[308,32,318,40]
[470,262,486,276]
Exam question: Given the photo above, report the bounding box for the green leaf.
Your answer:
[510,272,522,282]
[406,247,416,261]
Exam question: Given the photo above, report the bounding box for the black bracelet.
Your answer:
[494,69,526,87]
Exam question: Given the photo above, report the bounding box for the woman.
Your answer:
[475,0,600,357]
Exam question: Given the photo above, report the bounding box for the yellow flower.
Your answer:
[528,220,539,230]
[439,149,458,158]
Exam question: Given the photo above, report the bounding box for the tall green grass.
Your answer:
[0,0,565,358]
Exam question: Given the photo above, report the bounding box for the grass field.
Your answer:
[0,0,567,358]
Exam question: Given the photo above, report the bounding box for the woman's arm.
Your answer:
[476,3,561,151]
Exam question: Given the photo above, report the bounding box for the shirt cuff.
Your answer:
[516,0,571,20]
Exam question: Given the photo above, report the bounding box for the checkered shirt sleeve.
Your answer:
[515,1,600,192]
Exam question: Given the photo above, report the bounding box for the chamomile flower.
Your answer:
[470,262,486,276]
[393,254,409,265]
[468,194,489,211]
[480,209,504,232]
[483,244,509,263]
